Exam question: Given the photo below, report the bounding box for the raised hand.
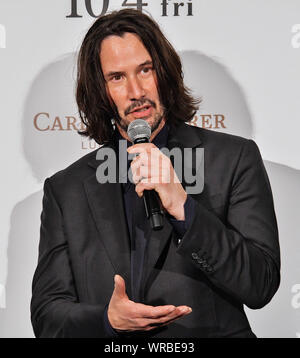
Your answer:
[108,275,192,332]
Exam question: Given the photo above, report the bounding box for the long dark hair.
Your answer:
[76,9,200,144]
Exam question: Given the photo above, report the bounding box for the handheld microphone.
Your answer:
[127,119,164,231]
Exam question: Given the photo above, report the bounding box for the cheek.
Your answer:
[107,86,126,113]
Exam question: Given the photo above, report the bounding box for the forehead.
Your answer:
[99,32,152,73]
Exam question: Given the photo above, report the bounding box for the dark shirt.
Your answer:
[104,123,195,336]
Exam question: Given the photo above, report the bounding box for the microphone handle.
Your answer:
[133,137,164,230]
[143,190,164,231]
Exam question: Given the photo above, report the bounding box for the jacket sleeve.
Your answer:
[31,178,112,338]
[177,139,281,309]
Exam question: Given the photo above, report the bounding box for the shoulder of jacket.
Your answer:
[196,126,251,148]
[46,148,99,189]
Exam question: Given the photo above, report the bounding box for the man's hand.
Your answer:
[107,275,192,332]
[127,143,187,220]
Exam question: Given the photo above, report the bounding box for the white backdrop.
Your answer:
[0,0,299,337]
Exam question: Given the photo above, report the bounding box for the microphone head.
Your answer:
[127,119,151,143]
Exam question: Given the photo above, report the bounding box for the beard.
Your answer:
[116,111,164,134]
[113,98,165,135]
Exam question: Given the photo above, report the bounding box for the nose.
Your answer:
[127,75,145,101]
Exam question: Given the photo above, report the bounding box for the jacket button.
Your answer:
[192,252,199,260]
[197,258,205,264]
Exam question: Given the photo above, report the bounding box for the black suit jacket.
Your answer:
[31,123,280,338]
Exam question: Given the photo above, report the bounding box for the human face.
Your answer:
[100,32,165,141]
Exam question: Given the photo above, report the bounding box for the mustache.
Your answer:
[124,98,156,116]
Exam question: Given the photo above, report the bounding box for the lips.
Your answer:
[130,104,151,113]
[130,105,152,118]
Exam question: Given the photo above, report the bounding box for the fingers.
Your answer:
[133,305,192,332]
[127,142,157,155]
[121,297,191,321]
[134,302,177,319]
[143,304,192,320]
[113,274,128,299]
[152,305,192,326]
[129,145,176,189]
[130,301,192,326]
[109,275,192,332]
[130,156,170,185]
[135,180,157,197]
[129,144,164,175]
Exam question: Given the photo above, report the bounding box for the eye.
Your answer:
[107,73,124,83]
[111,74,123,82]
[141,67,153,75]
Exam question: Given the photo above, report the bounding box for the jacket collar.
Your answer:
[167,122,202,150]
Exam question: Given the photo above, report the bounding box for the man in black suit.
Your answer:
[31,9,280,338]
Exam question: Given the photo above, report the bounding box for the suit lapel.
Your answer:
[141,217,173,300]
[84,144,132,297]
[167,122,202,150]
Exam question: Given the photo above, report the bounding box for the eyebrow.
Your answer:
[104,60,153,80]
[139,60,153,68]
